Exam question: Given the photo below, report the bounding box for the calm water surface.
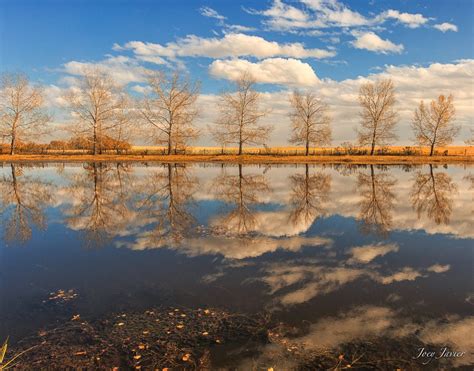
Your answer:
[0,162,473,366]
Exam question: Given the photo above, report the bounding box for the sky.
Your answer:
[1,0,473,145]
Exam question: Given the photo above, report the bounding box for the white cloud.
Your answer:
[351,31,404,54]
[434,22,458,32]
[63,55,148,85]
[199,6,226,21]
[302,0,369,27]
[120,33,335,62]
[224,24,256,33]
[381,9,430,28]
[252,0,453,35]
[209,57,320,86]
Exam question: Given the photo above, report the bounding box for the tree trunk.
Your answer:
[305,142,309,156]
[429,143,434,156]
[238,142,243,156]
[370,141,375,156]
[10,134,16,155]
[93,127,98,155]
[167,140,172,155]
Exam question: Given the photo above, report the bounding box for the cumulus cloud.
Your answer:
[434,22,458,32]
[209,57,319,86]
[380,9,430,28]
[119,33,335,63]
[351,31,404,54]
[63,55,149,85]
[251,0,443,31]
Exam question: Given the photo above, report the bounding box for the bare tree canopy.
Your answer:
[357,79,398,155]
[0,73,50,155]
[64,68,129,155]
[213,72,271,155]
[412,94,459,156]
[139,71,200,155]
[289,91,331,155]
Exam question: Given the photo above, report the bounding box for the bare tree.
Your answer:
[64,68,128,155]
[466,128,474,146]
[412,95,459,156]
[0,73,50,155]
[357,79,398,155]
[213,72,271,155]
[289,91,331,155]
[139,71,199,155]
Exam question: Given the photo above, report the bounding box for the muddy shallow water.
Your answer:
[0,162,473,369]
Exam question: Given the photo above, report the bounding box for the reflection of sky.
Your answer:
[0,163,472,364]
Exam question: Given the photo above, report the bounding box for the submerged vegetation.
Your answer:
[7,307,463,370]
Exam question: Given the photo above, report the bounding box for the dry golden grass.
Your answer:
[1,153,472,164]
[130,145,474,156]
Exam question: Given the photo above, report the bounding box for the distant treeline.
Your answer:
[1,69,471,156]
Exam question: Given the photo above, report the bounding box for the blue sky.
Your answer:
[1,0,472,144]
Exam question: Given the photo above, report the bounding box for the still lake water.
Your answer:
[0,162,473,366]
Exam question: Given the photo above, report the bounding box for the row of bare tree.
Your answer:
[0,70,463,156]
[1,163,464,246]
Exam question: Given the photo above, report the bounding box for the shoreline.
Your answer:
[1,154,473,164]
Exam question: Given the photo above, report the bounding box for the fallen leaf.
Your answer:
[202,332,209,336]
[138,344,146,350]
[182,353,191,362]
[74,351,87,356]
[117,322,125,326]
[133,355,142,360]
[204,309,210,314]
[176,324,184,329]
[71,314,80,321]
[142,331,149,335]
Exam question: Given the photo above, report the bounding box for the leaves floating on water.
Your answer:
[47,289,78,303]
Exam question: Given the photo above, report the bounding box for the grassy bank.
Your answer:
[0,153,473,164]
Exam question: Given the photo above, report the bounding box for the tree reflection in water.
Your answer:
[136,163,197,247]
[0,164,52,243]
[212,164,270,236]
[63,163,134,247]
[411,164,458,225]
[289,164,331,227]
[357,164,397,237]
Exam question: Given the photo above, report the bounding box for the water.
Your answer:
[0,162,473,367]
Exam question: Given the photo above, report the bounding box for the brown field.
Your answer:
[131,145,474,157]
[1,148,473,165]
